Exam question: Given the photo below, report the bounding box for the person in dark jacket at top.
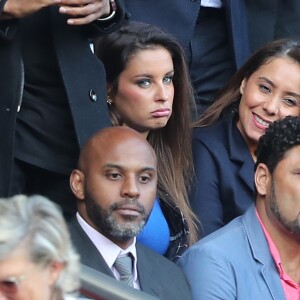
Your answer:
[0,0,126,219]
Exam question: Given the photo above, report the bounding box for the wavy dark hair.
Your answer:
[194,38,300,127]
[94,21,198,244]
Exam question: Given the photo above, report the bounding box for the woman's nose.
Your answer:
[262,97,279,115]
[155,84,169,102]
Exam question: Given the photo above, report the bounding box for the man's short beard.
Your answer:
[85,195,148,242]
[104,215,146,240]
[270,179,300,237]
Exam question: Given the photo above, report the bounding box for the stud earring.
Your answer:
[107,96,112,105]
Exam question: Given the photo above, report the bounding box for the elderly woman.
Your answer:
[0,195,80,300]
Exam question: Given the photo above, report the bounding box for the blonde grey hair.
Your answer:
[0,195,80,299]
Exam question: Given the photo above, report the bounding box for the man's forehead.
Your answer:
[282,145,300,159]
[81,129,157,171]
[275,145,300,170]
[97,139,156,161]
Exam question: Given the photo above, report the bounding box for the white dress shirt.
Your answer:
[76,213,140,289]
[201,0,223,8]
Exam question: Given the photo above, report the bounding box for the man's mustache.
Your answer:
[110,199,146,215]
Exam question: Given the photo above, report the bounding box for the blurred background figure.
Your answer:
[0,195,80,300]
[0,0,125,220]
[94,21,198,261]
[190,39,300,237]
[246,0,300,53]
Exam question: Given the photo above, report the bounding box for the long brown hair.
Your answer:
[194,38,300,127]
[94,21,198,244]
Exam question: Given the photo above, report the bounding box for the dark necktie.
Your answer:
[113,254,134,287]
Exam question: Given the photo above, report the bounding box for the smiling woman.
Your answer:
[94,21,198,260]
[190,38,300,237]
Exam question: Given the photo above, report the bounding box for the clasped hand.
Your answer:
[2,0,112,24]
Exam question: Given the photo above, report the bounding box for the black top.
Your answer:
[15,8,79,175]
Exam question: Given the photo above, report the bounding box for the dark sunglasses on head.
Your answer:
[0,275,27,294]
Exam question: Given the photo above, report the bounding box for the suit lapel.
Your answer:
[136,244,163,298]
[224,0,250,68]
[68,218,115,278]
[243,206,286,300]
[227,116,255,193]
[237,156,255,192]
[260,265,286,300]
[245,0,279,51]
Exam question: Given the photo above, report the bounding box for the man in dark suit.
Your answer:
[0,0,125,218]
[69,126,192,300]
[122,0,250,116]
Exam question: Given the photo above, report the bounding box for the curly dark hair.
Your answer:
[255,116,300,173]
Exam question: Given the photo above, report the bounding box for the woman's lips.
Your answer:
[151,108,171,117]
[253,113,271,130]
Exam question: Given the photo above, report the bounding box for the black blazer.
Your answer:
[246,0,300,52]
[0,3,125,196]
[69,218,192,300]
[190,114,255,237]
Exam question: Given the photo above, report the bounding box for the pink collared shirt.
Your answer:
[76,213,140,290]
[256,210,300,300]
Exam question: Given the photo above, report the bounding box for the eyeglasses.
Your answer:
[0,274,27,294]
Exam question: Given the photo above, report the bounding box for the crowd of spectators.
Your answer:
[0,0,300,299]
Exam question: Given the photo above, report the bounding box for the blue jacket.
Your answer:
[190,114,255,236]
[178,205,285,300]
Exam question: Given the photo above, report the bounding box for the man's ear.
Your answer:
[255,163,270,196]
[70,169,85,200]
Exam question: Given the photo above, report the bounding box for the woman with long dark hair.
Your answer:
[191,39,300,237]
[94,21,198,260]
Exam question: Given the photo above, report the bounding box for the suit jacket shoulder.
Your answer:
[191,115,255,236]
[193,114,245,152]
[178,205,285,299]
